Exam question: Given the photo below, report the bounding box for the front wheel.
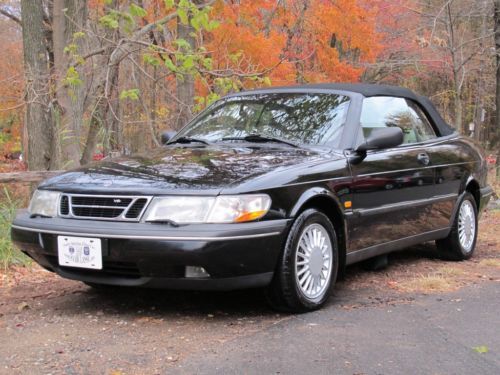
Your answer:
[266,209,339,312]
[436,192,478,261]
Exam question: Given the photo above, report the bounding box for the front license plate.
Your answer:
[57,236,102,270]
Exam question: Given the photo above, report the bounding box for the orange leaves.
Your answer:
[207,0,382,86]
[0,19,23,156]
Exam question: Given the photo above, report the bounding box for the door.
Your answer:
[348,96,441,251]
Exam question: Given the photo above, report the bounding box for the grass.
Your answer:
[479,258,500,267]
[437,266,466,277]
[0,187,30,269]
[396,265,467,293]
[398,274,457,292]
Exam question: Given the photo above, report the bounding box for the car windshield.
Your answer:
[174,93,350,147]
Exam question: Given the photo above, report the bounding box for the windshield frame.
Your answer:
[169,88,360,150]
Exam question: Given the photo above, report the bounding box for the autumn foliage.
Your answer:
[0,18,23,164]
[207,0,381,85]
[0,0,498,167]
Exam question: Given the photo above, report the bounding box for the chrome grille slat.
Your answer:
[59,194,152,222]
[71,204,130,209]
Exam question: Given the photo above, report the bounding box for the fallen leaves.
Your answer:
[472,345,489,354]
[17,302,29,312]
[479,258,500,268]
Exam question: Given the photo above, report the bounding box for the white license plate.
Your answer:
[57,236,102,270]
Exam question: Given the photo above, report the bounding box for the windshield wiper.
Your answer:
[221,134,298,148]
[167,136,209,145]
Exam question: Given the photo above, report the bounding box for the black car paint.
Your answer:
[38,144,331,196]
[11,86,492,290]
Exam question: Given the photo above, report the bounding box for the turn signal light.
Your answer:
[235,210,268,223]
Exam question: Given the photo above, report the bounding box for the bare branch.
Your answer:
[0,8,21,25]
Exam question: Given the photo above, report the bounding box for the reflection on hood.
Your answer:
[39,144,327,194]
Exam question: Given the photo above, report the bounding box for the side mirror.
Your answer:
[161,131,176,145]
[356,127,403,152]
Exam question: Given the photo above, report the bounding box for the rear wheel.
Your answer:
[266,209,339,312]
[436,192,478,261]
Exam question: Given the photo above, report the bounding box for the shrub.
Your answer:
[0,187,30,268]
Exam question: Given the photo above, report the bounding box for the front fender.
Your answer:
[289,187,344,218]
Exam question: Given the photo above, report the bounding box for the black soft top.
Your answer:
[237,83,456,137]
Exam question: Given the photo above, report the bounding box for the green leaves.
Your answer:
[178,8,189,25]
[182,55,195,70]
[99,13,119,29]
[174,38,192,51]
[64,43,78,55]
[143,54,161,67]
[62,67,83,87]
[72,31,86,40]
[94,0,270,118]
[130,4,147,18]
[202,57,213,70]
[100,4,147,32]
[164,57,177,72]
[120,89,140,101]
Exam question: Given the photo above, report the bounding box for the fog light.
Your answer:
[185,266,210,278]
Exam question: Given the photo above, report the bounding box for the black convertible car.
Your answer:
[12,84,493,312]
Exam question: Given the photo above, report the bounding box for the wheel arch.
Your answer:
[290,187,347,277]
[448,177,481,229]
[464,177,480,210]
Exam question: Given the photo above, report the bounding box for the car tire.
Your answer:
[436,192,478,261]
[266,209,339,313]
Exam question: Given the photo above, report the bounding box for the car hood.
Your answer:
[39,145,329,195]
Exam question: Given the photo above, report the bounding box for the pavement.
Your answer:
[180,282,500,375]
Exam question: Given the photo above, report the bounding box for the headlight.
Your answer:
[144,194,271,224]
[28,190,61,217]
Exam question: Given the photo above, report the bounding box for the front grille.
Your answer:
[72,206,124,218]
[59,194,151,221]
[60,195,69,215]
[125,198,148,218]
[72,196,132,207]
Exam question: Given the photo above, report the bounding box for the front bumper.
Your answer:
[11,210,291,290]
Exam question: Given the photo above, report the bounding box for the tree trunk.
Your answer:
[81,0,120,159]
[21,0,54,171]
[81,97,105,165]
[175,19,195,130]
[106,64,121,153]
[53,0,88,168]
[495,0,500,174]
[453,77,464,133]
[446,3,464,133]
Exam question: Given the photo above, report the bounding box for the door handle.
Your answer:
[417,153,430,166]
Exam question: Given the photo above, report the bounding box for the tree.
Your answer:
[494,0,500,169]
[7,0,385,170]
[20,0,54,171]
[363,0,496,138]
[0,4,23,160]
[52,0,88,168]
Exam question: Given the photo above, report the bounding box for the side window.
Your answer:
[360,97,436,145]
[406,100,437,141]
